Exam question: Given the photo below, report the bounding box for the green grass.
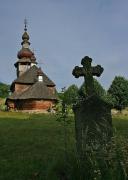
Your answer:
[113,114,128,137]
[0,112,128,179]
[0,112,75,180]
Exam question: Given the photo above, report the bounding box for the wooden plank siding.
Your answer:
[17,100,54,110]
[7,99,55,111]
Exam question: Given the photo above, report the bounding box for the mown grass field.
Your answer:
[0,111,128,179]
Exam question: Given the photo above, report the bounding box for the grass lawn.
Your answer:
[0,111,128,179]
[0,112,75,180]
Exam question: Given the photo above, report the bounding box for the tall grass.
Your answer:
[49,114,128,180]
[48,134,128,180]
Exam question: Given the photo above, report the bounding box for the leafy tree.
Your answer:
[56,85,79,114]
[0,82,10,98]
[78,79,114,106]
[63,85,79,105]
[58,92,64,101]
[108,76,128,111]
[78,78,106,98]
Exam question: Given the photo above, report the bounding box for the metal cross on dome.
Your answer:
[24,18,28,31]
[72,56,104,96]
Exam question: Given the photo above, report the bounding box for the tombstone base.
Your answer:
[73,95,112,153]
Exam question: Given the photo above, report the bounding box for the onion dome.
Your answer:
[21,31,30,45]
[17,48,33,59]
[21,19,30,46]
[17,20,32,58]
[16,20,37,66]
[22,31,29,40]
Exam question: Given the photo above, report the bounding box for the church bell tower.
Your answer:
[14,19,37,77]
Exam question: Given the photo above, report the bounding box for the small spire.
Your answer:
[24,18,28,31]
[21,18,30,46]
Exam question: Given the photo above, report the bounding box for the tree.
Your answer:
[63,84,79,105]
[78,78,106,98]
[0,83,10,98]
[108,76,128,111]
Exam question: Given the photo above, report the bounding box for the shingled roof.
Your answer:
[14,58,32,66]
[12,65,55,86]
[8,82,58,100]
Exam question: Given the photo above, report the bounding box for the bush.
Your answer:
[0,98,6,111]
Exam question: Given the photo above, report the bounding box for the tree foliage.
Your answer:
[0,82,10,98]
[78,78,106,98]
[108,76,128,111]
[63,84,79,105]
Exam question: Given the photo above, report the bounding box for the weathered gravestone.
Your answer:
[72,56,112,155]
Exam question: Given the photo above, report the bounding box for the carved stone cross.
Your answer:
[72,56,104,96]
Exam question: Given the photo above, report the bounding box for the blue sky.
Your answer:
[0,0,128,91]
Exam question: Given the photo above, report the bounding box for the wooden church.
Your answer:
[6,22,58,112]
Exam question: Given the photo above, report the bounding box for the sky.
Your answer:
[0,0,128,91]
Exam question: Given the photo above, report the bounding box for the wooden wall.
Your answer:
[16,99,54,110]
[7,99,56,112]
[15,84,31,93]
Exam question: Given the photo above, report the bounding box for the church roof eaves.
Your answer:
[13,65,55,86]
[8,82,58,100]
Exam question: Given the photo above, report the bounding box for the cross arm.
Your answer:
[72,66,85,78]
[92,65,104,77]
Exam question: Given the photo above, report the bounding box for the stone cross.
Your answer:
[72,56,104,96]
